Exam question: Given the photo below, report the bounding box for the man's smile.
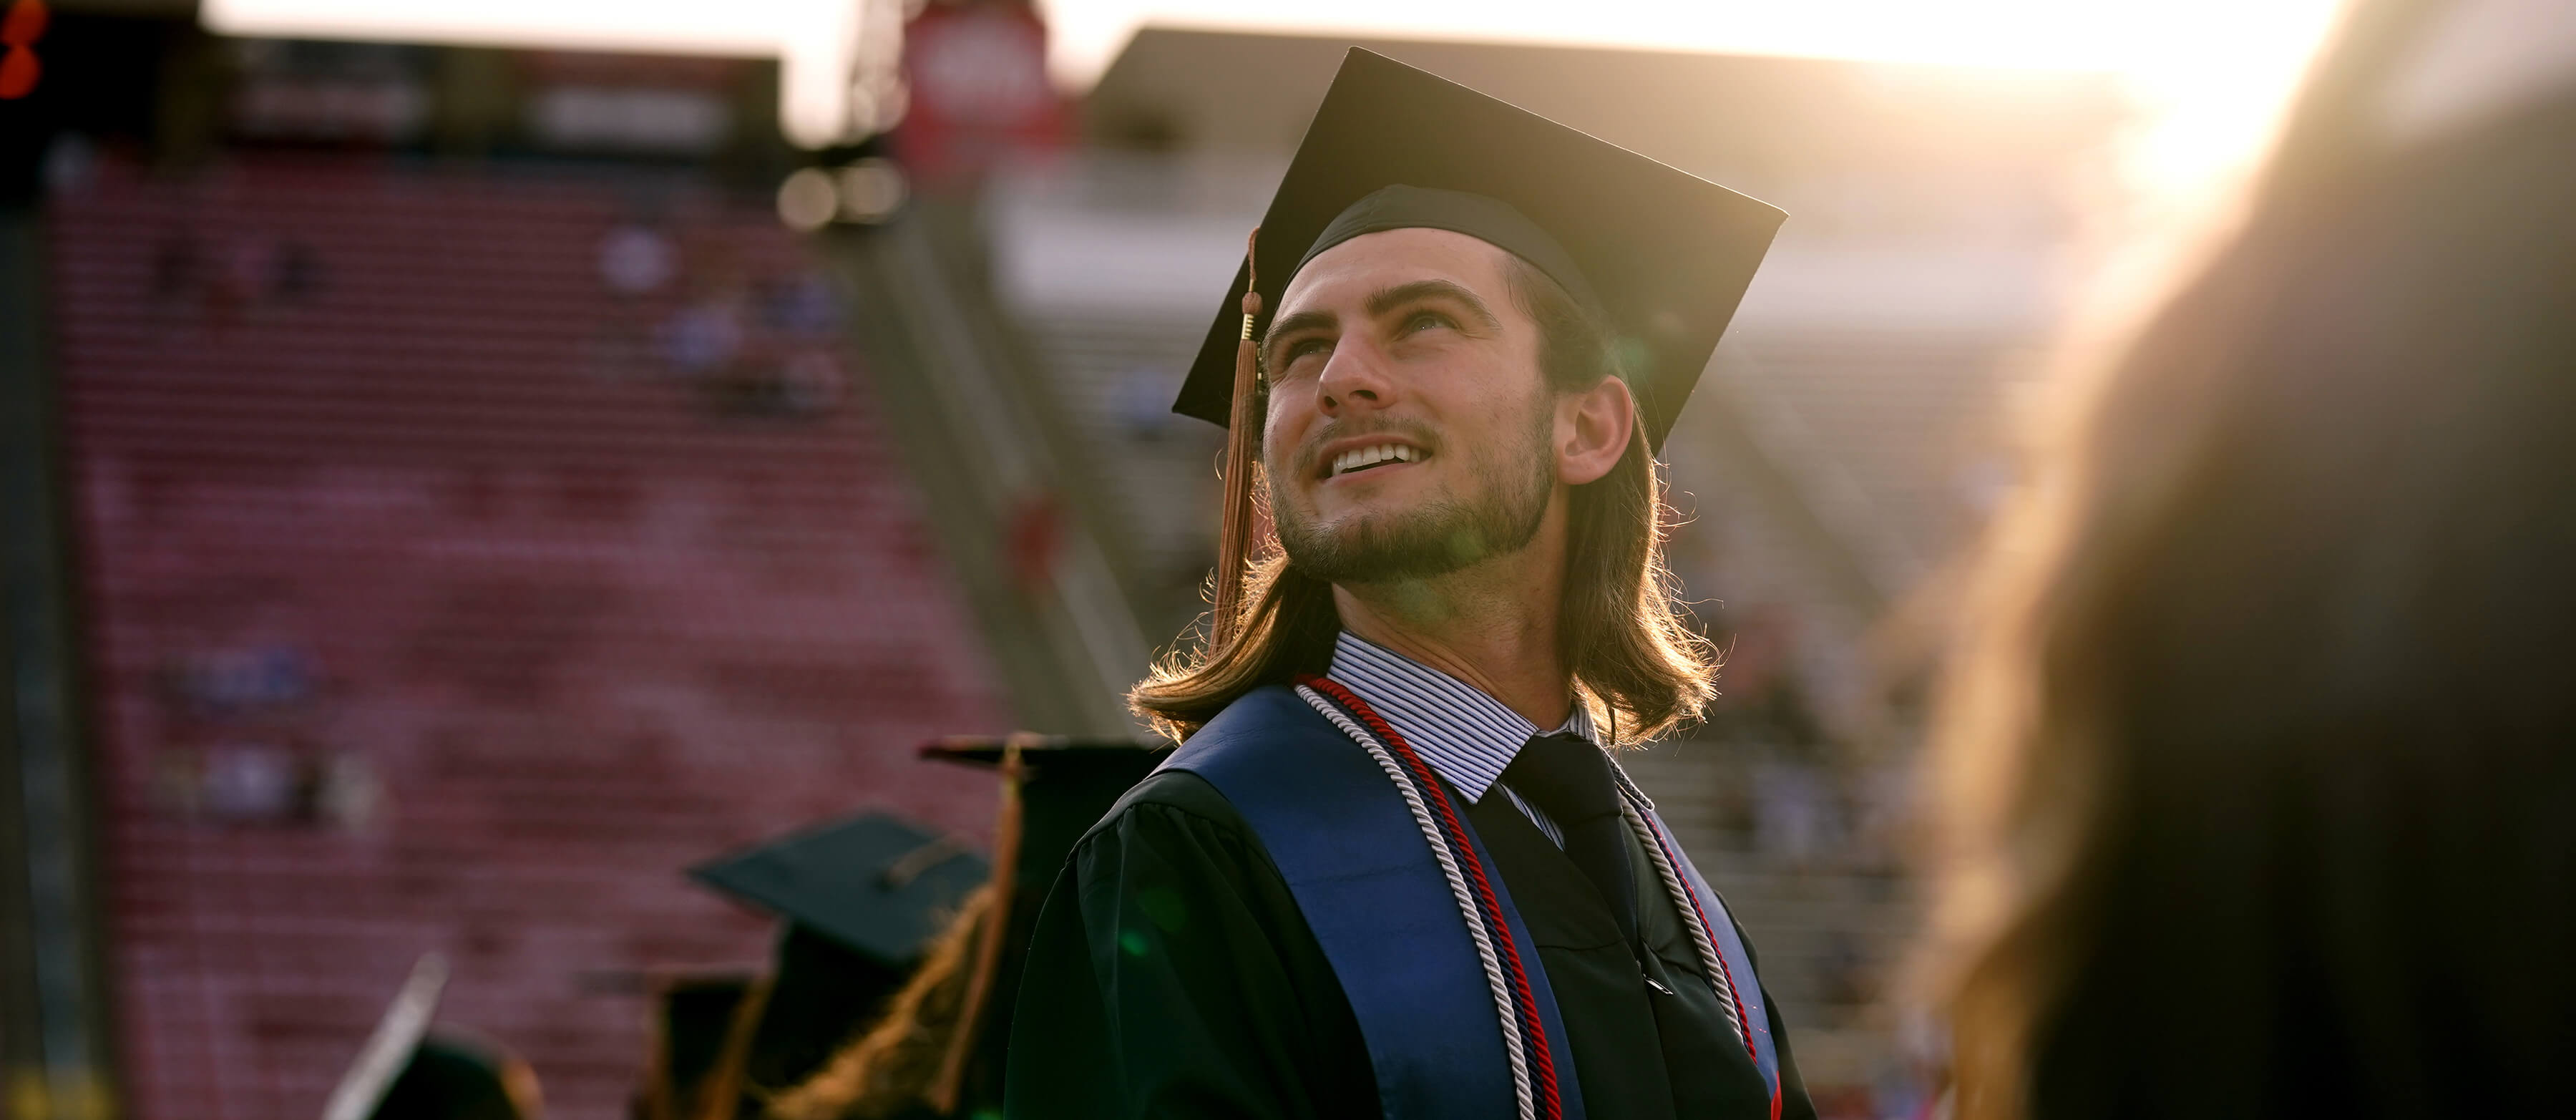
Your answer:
[1309,434,1435,482]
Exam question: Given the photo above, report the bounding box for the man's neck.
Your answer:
[1332,529,1571,730]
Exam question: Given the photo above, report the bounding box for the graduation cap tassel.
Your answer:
[1213,228,1263,647]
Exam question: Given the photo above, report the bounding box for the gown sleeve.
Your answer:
[1002,772,1377,1120]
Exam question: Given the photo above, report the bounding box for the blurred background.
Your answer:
[0,1,2349,1117]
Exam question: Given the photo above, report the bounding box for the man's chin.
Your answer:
[1279,513,1484,585]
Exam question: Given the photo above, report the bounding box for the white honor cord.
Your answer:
[1606,759,1751,1048]
[1619,798,1749,1048]
[1298,684,1539,1120]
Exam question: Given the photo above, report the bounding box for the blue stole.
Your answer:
[1163,684,1781,1119]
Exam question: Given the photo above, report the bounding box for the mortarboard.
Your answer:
[917,736,1163,912]
[688,812,990,966]
[686,812,993,1109]
[1174,47,1785,453]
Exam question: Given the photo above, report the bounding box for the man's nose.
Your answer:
[1314,339,1395,417]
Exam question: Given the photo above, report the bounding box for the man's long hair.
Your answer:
[1131,259,1718,745]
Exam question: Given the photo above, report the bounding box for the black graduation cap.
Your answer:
[690,812,990,965]
[1174,48,1786,452]
[917,736,1163,916]
[687,813,992,1103]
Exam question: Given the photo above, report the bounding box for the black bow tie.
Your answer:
[1501,733,1642,955]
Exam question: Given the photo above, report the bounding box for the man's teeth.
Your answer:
[1332,444,1420,475]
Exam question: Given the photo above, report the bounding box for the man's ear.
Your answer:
[1556,377,1636,486]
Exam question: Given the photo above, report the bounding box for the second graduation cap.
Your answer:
[690,812,990,967]
[1174,48,1786,452]
[688,813,992,1106]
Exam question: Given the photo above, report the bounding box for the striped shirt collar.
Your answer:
[1324,631,1601,804]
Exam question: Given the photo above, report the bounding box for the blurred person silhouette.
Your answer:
[371,1035,545,1120]
[325,955,545,1120]
[1924,0,2576,1117]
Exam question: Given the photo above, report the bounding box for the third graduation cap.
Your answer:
[1174,49,1786,452]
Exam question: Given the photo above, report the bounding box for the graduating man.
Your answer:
[1008,51,1813,1120]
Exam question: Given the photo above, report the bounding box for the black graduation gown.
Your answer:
[1004,769,1816,1120]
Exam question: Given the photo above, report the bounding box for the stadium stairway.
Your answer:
[810,199,1158,739]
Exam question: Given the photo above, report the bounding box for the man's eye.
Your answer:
[1401,311,1455,335]
[1284,339,1331,364]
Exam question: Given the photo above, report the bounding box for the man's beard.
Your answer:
[1270,404,1556,585]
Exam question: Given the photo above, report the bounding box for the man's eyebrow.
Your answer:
[1365,279,1501,331]
[1260,308,1337,367]
[1258,279,1500,367]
